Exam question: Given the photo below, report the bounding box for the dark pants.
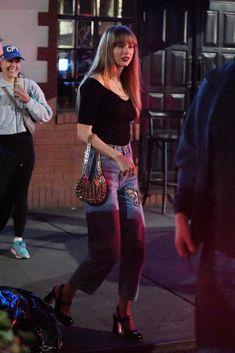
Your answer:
[0,132,35,236]
[196,243,235,351]
[0,147,21,230]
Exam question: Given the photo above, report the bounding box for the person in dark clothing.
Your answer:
[0,45,53,259]
[0,39,20,228]
[0,40,21,235]
[174,61,235,352]
[45,25,146,340]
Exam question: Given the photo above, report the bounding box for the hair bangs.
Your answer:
[112,30,137,48]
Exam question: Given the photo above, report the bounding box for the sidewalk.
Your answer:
[0,205,199,353]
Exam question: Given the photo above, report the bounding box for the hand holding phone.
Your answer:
[13,77,30,103]
[14,77,24,90]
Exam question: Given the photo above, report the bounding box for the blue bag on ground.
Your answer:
[0,286,62,352]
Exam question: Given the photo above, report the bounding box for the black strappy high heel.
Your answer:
[44,284,73,327]
[112,306,143,340]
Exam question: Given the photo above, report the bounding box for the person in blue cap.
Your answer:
[0,45,53,259]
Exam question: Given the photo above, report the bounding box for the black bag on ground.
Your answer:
[0,286,62,352]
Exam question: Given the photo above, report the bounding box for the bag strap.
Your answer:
[2,86,36,135]
[81,133,102,177]
[2,86,23,112]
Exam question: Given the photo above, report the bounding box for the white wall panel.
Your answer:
[0,0,50,82]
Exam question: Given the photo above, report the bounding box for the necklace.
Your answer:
[111,78,123,92]
[110,77,129,100]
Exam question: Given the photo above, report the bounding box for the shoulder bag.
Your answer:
[75,134,108,205]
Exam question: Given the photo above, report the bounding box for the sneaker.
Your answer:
[11,241,30,259]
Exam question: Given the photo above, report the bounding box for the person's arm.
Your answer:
[174,78,210,256]
[175,212,198,257]
[77,123,136,175]
[14,79,53,122]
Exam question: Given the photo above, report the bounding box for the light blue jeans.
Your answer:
[69,143,146,300]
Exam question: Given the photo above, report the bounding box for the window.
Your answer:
[57,0,137,112]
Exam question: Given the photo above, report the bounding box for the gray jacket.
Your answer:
[0,74,53,134]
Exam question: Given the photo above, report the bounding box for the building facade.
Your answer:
[1,0,235,208]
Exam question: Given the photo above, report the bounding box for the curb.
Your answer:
[78,340,197,353]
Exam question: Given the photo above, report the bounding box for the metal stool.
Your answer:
[140,110,184,214]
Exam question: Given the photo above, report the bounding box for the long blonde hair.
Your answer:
[78,25,142,119]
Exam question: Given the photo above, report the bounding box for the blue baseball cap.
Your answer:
[3,45,24,61]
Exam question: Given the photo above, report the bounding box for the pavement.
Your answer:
[0,204,201,353]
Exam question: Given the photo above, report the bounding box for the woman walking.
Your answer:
[45,24,146,340]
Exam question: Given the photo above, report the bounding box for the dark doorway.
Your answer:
[138,0,235,201]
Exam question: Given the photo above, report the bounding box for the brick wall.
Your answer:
[27,0,84,209]
[28,110,84,208]
[26,0,159,209]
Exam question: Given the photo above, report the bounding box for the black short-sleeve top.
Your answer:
[77,77,136,146]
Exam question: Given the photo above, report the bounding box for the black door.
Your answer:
[140,0,235,112]
[195,0,235,91]
[140,0,195,112]
[138,0,235,198]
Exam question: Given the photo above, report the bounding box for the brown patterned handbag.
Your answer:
[75,137,108,205]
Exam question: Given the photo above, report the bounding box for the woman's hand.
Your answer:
[77,124,136,176]
[14,86,30,103]
[175,213,198,257]
[113,154,136,176]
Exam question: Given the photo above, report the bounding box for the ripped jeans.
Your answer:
[69,143,146,300]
